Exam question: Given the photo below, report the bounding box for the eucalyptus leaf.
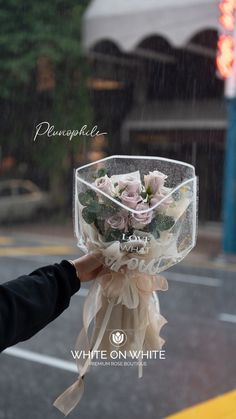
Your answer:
[82,207,96,224]
[155,214,175,231]
[95,168,107,178]
[105,228,124,242]
[97,204,117,218]
[78,190,97,206]
[87,202,101,213]
[145,218,160,239]
[78,193,88,206]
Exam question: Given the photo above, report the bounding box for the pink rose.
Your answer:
[107,213,127,230]
[144,170,167,194]
[118,176,141,193]
[131,203,153,229]
[94,175,112,194]
[121,190,141,209]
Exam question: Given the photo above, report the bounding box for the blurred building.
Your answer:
[82,0,225,222]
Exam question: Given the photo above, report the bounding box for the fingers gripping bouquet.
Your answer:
[54,156,197,415]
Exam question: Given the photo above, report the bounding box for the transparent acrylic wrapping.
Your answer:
[54,156,197,416]
[74,155,197,273]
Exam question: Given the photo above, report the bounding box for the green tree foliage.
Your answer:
[0,0,92,205]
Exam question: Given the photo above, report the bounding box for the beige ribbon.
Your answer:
[53,195,192,414]
[53,268,168,416]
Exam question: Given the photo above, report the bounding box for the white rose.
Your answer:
[118,176,141,193]
[94,175,112,194]
[144,170,167,194]
[150,190,173,210]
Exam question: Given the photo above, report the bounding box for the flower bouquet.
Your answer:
[54,155,197,415]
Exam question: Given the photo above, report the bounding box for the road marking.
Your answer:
[166,390,236,418]
[0,246,76,257]
[3,347,77,373]
[8,232,75,246]
[0,236,14,245]
[167,272,222,287]
[184,258,236,273]
[75,288,89,297]
[219,313,236,324]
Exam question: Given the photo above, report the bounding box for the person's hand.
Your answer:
[71,254,103,282]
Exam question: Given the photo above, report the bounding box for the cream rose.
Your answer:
[118,176,141,194]
[94,175,112,194]
[144,170,167,194]
[150,191,173,210]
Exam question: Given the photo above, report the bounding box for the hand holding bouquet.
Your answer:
[54,156,197,415]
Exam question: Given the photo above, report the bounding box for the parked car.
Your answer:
[0,179,53,223]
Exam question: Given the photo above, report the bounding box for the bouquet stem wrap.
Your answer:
[54,267,168,415]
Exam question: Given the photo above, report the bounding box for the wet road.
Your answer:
[0,231,235,419]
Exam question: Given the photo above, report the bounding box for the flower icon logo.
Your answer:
[109,329,127,347]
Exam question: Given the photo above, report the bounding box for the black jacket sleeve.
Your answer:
[0,260,80,352]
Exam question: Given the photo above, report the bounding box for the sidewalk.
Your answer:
[187,223,221,262]
[183,223,222,268]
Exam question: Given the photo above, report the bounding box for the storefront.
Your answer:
[82,0,225,221]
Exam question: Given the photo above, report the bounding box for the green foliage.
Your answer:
[144,214,175,238]
[146,186,153,196]
[82,207,96,224]
[95,168,107,178]
[79,189,118,227]
[104,228,124,242]
[98,203,117,217]
[155,214,175,231]
[145,218,160,239]
[0,0,92,193]
[78,190,98,207]
[0,1,89,99]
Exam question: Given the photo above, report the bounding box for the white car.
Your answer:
[0,179,52,223]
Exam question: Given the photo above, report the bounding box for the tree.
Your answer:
[0,0,92,207]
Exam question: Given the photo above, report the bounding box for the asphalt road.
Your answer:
[0,231,235,419]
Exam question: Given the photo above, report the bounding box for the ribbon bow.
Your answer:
[53,267,168,415]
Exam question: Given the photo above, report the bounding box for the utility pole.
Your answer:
[217,0,236,254]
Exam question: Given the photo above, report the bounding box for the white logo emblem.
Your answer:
[109,329,127,347]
